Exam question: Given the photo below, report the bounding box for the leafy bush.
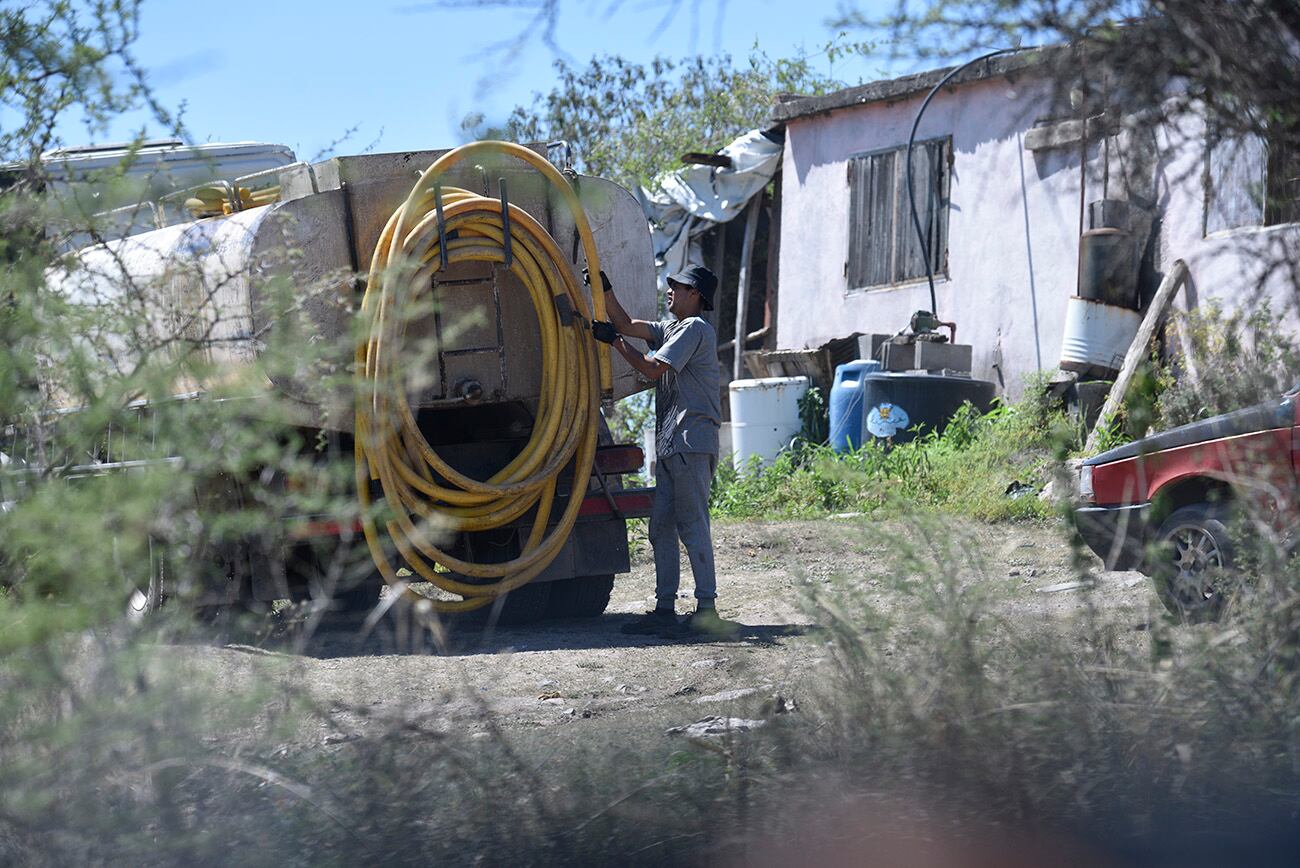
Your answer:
[712,391,1062,521]
[797,384,829,445]
[1156,300,1300,429]
[785,515,1300,863]
[498,48,851,189]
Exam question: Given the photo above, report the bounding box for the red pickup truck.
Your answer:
[1074,389,1300,620]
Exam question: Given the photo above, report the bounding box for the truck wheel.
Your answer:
[1151,503,1236,622]
[285,543,381,617]
[126,539,168,622]
[463,580,552,627]
[327,580,380,617]
[545,574,614,619]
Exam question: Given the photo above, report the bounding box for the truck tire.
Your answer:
[126,541,168,622]
[1151,503,1237,622]
[284,542,380,616]
[462,580,552,627]
[545,574,614,619]
[328,581,380,616]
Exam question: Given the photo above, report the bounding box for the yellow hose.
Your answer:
[184,184,281,217]
[354,141,610,613]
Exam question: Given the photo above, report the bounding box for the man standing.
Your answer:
[589,265,730,636]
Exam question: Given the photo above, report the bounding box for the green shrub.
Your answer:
[712,390,1062,521]
[788,514,1300,861]
[1156,300,1300,428]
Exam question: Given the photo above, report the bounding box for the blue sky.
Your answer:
[68,0,899,161]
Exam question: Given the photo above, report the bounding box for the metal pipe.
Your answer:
[1076,63,1090,297]
[709,219,727,333]
[906,47,1020,318]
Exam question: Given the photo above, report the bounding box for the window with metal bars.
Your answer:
[846,137,951,290]
[1204,122,1300,233]
[1264,123,1300,227]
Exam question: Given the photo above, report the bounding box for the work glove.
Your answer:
[582,267,613,293]
[591,320,618,344]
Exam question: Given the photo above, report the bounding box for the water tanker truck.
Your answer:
[36,140,658,623]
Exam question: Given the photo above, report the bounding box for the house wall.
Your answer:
[1155,108,1300,326]
[777,75,1300,398]
[778,76,1088,397]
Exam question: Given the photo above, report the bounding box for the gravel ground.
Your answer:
[176,515,1156,745]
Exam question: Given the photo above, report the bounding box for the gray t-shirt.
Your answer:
[647,317,721,457]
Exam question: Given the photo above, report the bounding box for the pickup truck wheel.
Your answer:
[126,540,168,622]
[1152,504,1236,622]
[545,574,614,619]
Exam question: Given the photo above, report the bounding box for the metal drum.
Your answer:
[729,376,810,470]
[1059,295,1142,377]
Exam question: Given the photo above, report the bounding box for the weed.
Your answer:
[797,385,829,445]
[1156,300,1300,428]
[5,514,1295,865]
[712,391,1061,522]
[783,515,1300,863]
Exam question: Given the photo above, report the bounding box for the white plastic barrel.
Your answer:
[728,376,810,471]
[1059,295,1142,375]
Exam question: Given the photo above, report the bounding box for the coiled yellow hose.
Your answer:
[355,141,610,613]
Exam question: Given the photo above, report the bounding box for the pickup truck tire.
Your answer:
[545,574,614,619]
[126,542,168,621]
[1151,503,1236,622]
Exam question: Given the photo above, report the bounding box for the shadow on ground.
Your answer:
[274,611,811,659]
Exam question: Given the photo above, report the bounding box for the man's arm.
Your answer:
[590,270,654,342]
[611,335,671,381]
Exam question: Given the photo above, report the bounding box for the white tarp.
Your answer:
[637,128,783,293]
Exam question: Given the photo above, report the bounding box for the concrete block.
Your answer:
[915,342,972,373]
[857,333,891,362]
[880,342,917,372]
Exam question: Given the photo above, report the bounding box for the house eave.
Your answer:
[770,47,1063,126]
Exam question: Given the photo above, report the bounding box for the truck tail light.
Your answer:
[594,445,644,475]
[1078,464,1095,503]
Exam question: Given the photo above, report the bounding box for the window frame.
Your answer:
[1203,122,1300,236]
[1263,124,1300,227]
[845,136,952,293]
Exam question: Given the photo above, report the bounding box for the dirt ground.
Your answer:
[180,516,1156,745]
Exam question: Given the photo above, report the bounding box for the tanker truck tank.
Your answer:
[46,141,659,621]
[52,142,657,425]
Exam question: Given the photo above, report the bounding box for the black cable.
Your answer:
[906,47,1022,318]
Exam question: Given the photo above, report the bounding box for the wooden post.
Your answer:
[708,222,726,336]
[733,196,762,381]
[1084,259,1189,454]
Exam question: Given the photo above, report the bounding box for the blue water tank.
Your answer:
[829,359,882,451]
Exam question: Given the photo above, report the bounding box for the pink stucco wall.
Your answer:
[777,75,1300,398]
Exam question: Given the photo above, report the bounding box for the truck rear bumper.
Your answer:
[283,487,656,587]
[287,487,655,541]
[1073,503,1150,571]
[576,486,653,520]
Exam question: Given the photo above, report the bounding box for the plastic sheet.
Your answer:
[637,128,782,292]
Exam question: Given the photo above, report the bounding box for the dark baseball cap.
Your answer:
[667,264,717,311]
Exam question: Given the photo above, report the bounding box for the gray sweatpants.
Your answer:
[649,451,717,606]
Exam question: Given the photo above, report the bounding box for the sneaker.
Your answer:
[669,608,741,640]
[620,608,679,635]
